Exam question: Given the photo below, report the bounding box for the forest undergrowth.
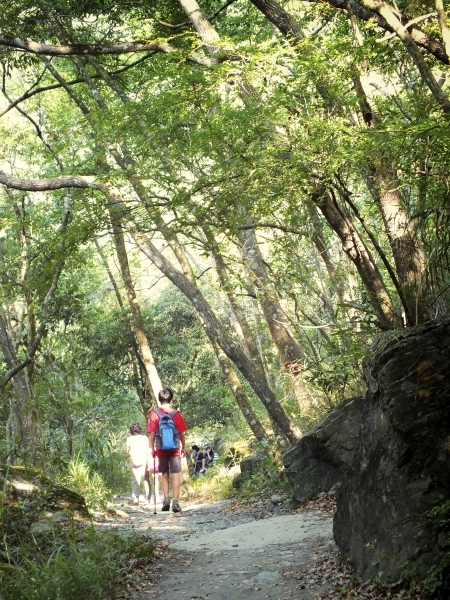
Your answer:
[0,461,429,600]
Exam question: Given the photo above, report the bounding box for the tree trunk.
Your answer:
[203,227,268,378]
[131,232,302,444]
[314,188,403,329]
[213,343,269,442]
[238,227,313,413]
[177,0,222,54]
[95,240,152,414]
[108,211,162,403]
[365,168,429,324]
[154,224,271,442]
[0,312,40,465]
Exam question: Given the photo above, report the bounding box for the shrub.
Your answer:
[186,465,237,502]
[59,455,110,509]
[0,525,156,600]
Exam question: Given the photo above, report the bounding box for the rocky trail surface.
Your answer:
[93,494,338,600]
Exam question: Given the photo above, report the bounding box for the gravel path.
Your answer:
[94,494,337,600]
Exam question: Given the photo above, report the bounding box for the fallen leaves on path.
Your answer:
[289,544,423,600]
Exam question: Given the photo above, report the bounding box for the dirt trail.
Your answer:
[94,495,336,600]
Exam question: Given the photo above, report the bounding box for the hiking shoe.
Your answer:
[133,499,139,506]
[172,500,181,513]
[161,499,170,511]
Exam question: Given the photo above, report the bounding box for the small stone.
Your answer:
[49,511,70,523]
[30,521,53,535]
[250,571,282,584]
[270,494,285,504]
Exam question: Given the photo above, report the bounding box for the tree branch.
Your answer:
[0,36,213,66]
[0,170,102,191]
[0,53,158,118]
[300,0,449,64]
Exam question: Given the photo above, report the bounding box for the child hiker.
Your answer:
[126,422,151,506]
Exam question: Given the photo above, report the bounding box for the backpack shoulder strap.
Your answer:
[169,409,178,417]
[154,407,164,419]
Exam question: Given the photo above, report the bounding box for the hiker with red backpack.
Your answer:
[146,387,187,513]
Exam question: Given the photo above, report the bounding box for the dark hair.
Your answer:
[130,422,142,435]
[191,445,200,452]
[158,387,173,404]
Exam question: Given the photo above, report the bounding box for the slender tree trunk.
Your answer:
[95,240,152,414]
[436,0,450,60]
[314,188,403,329]
[364,169,429,323]
[213,343,269,442]
[108,210,162,403]
[203,227,268,378]
[177,0,222,54]
[238,227,313,413]
[154,224,270,442]
[0,312,40,464]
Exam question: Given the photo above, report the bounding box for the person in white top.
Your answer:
[126,422,151,506]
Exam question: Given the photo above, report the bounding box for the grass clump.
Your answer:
[186,465,237,502]
[236,459,290,503]
[59,454,110,509]
[0,524,156,600]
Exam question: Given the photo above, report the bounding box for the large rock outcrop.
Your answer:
[283,318,450,585]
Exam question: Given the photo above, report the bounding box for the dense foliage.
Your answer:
[0,0,449,488]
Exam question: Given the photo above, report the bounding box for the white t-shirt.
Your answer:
[126,434,150,467]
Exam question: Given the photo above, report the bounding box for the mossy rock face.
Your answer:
[0,465,90,524]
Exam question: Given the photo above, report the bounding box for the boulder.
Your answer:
[0,465,90,521]
[283,318,450,587]
[283,395,365,502]
[233,454,267,489]
[240,455,266,478]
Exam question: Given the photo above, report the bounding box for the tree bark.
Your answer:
[213,343,269,442]
[364,169,429,324]
[177,0,222,54]
[203,227,268,378]
[0,36,213,66]
[95,240,152,414]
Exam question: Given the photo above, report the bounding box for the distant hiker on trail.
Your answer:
[204,445,215,467]
[126,422,151,506]
[191,445,206,477]
[147,388,187,513]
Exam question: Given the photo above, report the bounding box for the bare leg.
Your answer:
[161,471,169,498]
[143,470,151,501]
[172,472,181,501]
[131,466,142,503]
